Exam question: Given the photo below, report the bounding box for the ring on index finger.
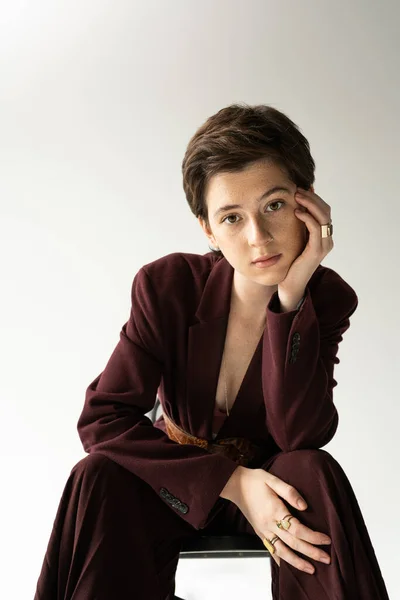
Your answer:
[262,535,280,554]
[276,514,294,530]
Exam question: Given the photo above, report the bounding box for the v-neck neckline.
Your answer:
[210,327,265,439]
[185,254,268,441]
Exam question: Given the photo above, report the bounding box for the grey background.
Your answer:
[0,1,398,598]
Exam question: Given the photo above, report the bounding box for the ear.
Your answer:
[197,216,216,245]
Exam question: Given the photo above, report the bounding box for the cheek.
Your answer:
[293,213,308,238]
[281,214,305,239]
[300,230,309,252]
[284,219,308,253]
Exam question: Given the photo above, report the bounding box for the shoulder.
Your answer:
[142,250,219,277]
[308,264,359,322]
[310,264,358,299]
[138,251,219,291]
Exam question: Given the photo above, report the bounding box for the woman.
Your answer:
[34,104,390,599]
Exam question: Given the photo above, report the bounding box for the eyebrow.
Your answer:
[213,186,292,218]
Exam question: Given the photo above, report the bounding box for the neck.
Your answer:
[231,269,277,321]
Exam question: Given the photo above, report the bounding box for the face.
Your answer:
[198,158,313,288]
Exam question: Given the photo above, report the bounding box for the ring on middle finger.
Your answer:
[270,535,279,545]
[276,514,294,530]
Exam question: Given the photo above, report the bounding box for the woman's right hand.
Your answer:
[230,467,332,573]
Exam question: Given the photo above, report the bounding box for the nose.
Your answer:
[247,217,273,247]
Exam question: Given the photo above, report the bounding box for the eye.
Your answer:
[267,201,284,212]
[221,200,285,225]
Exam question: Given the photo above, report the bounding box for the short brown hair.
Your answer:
[182,102,315,259]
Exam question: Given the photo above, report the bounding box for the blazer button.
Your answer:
[160,488,168,499]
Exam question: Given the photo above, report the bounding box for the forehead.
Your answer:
[205,159,292,204]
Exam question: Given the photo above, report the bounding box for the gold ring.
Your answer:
[262,535,279,554]
[321,222,333,238]
[276,514,294,530]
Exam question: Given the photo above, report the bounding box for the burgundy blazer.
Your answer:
[77,251,358,530]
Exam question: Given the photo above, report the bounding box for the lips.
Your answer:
[252,254,280,263]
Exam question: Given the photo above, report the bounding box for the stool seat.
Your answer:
[179,533,270,558]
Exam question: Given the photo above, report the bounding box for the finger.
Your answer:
[287,519,331,546]
[272,538,315,574]
[294,210,333,255]
[264,473,308,510]
[295,208,325,232]
[271,552,280,567]
[295,194,331,225]
[294,209,319,235]
[296,188,331,213]
[275,526,331,564]
[273,516,331,546]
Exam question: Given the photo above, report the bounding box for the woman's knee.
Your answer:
[70,452,119,478]
[67,453,151,515]
[69,453,144,494]
[265,448,343,480]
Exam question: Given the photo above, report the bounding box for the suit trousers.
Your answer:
[33,448,390,600]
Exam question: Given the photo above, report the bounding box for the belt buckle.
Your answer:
[211,437,249,465]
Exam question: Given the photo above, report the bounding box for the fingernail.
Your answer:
[297,498,307,509]
[305,566,315,574]
[321,556,331,564]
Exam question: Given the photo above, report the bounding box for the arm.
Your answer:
[280,294,305,313]
[262,269,358,451]
[219,465,248,503]
[77,266,238,530]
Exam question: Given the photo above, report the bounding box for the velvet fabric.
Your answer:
[33,252,390,598]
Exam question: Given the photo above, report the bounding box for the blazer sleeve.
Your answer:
[262,268,359,451]
[76,266,239,530]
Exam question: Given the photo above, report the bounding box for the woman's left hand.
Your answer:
[277,186,334,311]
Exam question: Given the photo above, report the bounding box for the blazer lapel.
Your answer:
[185,257,264,440]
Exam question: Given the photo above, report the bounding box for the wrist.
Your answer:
[278,290,305,313]
[219,465,249,503]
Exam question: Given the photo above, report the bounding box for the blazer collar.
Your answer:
[194,256,234,323]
